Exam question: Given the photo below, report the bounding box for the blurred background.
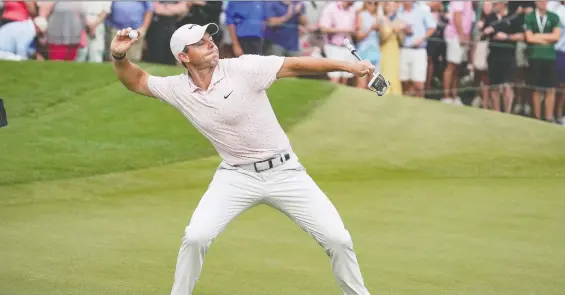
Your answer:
[0,0,564,124]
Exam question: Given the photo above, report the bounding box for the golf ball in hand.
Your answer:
[128,30,138,39]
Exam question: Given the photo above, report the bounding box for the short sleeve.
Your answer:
[424,9,437,29]
[147,75,179,105]
[225,2,236,25]
[264,2,277,19]
[551,13,560,30]
[235,55,285,92]
[144,1,153,12]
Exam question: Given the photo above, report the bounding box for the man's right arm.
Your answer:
[110,28,155,98]
[112,57,154,98]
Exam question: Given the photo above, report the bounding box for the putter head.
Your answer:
[367,72,391,96]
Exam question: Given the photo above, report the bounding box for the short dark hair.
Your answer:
[181,45,189,69]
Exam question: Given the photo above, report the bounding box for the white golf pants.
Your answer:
[170,154,370,295]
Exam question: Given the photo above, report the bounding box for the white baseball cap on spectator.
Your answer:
[170,23,219,63]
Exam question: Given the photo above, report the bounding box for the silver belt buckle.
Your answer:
[252,153,290,172]
[253,161,271,172]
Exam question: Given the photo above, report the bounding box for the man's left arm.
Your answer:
[276,56,373,79]
[237,55,373,92]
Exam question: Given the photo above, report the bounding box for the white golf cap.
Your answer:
[170,23,219,62]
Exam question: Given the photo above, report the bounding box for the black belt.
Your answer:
[238,153,292,173]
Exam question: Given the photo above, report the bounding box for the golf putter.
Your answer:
[343,39,391,96]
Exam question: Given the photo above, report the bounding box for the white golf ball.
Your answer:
[128,30,138,39]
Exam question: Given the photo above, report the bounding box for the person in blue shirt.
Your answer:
[264,1,308,57]
[105,1,153,62]
[396,1,436,98]
[355,1,381,89]
[225,1,266,56]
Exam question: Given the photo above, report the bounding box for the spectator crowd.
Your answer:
[0,1,564,125]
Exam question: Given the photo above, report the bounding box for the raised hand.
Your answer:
[110,27,139,57]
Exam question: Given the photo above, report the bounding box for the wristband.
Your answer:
[112,52,126,60]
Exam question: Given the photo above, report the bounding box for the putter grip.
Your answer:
[343,39,362,61]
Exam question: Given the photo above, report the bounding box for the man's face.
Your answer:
[341,1,352,9]
[536,0,548,10]
[402,1,414,9]
[493,1,507,13]
[179,33,219,68]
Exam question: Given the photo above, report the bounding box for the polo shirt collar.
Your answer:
[186,63,225,93]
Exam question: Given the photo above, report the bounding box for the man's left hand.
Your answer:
[350,60,375,77]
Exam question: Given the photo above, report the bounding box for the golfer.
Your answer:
[110,23,374,295]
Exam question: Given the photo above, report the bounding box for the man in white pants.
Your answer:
[110,23,375,295]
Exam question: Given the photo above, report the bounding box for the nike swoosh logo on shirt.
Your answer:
[224,90,233,99]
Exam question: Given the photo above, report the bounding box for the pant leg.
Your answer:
[264,158,370,295]
[76,45,88,62]
[170,166,264,295]
[87,24,106,63]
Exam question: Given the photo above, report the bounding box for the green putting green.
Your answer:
[1,61,564,295]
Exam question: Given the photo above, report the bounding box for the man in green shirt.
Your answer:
[524,0,561,122]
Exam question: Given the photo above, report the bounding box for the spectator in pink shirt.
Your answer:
[442,0,474,105]
[319,1,358,84]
